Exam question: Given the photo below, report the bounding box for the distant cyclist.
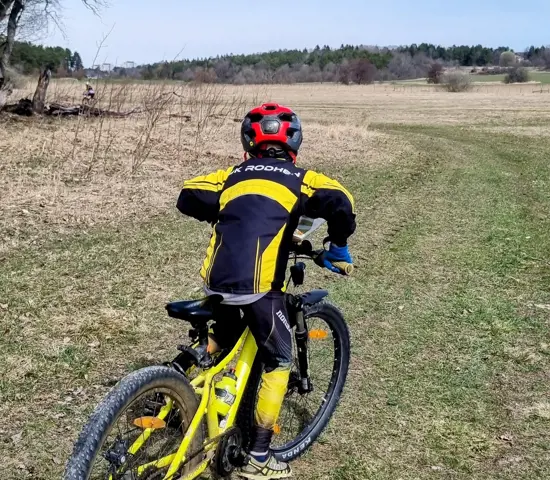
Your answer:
[83,82,95,101]
[177,103,356,479]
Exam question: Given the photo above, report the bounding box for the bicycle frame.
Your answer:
[127,327,258,480]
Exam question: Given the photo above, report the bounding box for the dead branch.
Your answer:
[1,97,143,117]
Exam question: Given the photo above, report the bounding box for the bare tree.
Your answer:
[0,0,25,90]
[427,62,444,84]
[349,58,377,84]
[0,0,104,91]
[532,47,550,70]
[338,59,351,84]
[31,65,50,111]
[387,52,416,80]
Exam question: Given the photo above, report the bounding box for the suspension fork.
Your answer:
[290,296,313,394]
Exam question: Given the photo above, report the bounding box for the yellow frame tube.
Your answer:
[132,327,260,480]
[224,332,258,426]
[206,382,221,439]
[129,327,260,480]
[137,454,176,475]
[163,328,252,479]
[177,452,214,480]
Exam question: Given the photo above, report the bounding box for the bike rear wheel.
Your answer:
[237,301,350,462]
[64,366,204,480]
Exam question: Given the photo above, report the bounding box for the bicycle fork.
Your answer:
[294,303,313,394]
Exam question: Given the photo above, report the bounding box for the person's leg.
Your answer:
[210,302,247,353]
[240,291,293,478]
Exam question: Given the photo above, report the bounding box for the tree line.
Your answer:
[5,38,550,86]
[132,44,550,84]
[7,39,84,75]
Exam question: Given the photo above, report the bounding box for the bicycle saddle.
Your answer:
[165,295,223,323]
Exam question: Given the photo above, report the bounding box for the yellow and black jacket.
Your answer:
[177,157,356,294]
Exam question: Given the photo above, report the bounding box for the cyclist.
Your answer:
[83,82,95,101]
[177,103,356,479]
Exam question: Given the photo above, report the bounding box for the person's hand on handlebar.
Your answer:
[323,243,353,273]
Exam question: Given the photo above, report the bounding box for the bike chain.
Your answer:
[179,426,239,469]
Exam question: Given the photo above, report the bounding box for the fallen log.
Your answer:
[49,102,143,117]
[1,98,142,118]
[2,98,33,116]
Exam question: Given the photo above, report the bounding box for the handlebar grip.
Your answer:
[331,261,354,275]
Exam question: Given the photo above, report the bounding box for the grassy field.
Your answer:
[472,71,550,84]
[1,82,550,479]
[391,70,550,87]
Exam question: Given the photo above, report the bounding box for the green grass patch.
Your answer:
[2,121,550,479]
[472,70,550,84]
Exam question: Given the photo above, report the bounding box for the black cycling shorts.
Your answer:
[211,291,292,372]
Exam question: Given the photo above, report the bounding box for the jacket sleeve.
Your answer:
[177,167,233,224]
[300,170,356,246]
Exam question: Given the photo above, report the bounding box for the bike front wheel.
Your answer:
[238,301,350,462]
[64,366,204,480]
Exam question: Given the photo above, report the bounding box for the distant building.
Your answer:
[83,68,110,79]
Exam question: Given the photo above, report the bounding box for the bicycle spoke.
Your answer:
[88,390,188,480]
[270,313,337,448]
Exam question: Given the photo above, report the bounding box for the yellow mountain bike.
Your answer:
[64,240,351,480]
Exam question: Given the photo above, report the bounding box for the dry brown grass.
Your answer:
[2,81,550,479]
[4,80,549,256]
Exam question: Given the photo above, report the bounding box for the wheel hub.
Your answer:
[104,437,130,468]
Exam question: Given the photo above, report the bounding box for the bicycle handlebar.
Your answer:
[290,240,354,276]
[330,261,354,275]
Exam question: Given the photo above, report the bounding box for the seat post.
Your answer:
[192,320,209,347]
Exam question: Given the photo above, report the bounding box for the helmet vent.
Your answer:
[278,113,294,122]
[247,113,263,123]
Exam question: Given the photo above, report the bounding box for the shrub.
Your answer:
[441,71,472,92]
[504,67,529,84]
[478,66,509,75]
[500,51,517,67]
[427,63,444,84]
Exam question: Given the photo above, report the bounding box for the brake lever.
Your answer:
[310,249,327,269]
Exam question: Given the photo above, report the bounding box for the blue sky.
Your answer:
[44,0,550,67]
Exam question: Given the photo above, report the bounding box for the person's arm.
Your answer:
[177,167,233,224]
[300,170,356,246]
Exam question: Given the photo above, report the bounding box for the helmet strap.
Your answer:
[244,146,296,164]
